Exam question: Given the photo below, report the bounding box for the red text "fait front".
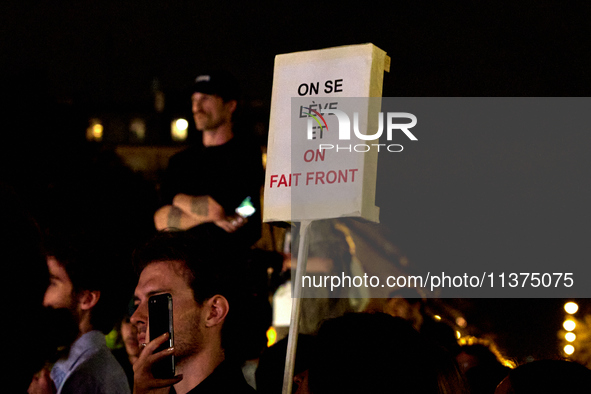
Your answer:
[269,169,359,188]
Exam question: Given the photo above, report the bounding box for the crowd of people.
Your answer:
[4,71,591,394]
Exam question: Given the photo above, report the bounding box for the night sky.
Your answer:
[3,1,589,106]
[2,0,591,362]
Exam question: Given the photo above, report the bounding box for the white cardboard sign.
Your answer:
[264,43,389,223]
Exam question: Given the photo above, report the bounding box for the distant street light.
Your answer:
[171,118,189,141]
[563,319,576,331]
[565,332,576,342]
[86,119,103,142]
[564,302,578,315]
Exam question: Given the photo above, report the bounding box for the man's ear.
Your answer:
[225,99,237,116]
[203,295,229,328]
[78,290,101,311]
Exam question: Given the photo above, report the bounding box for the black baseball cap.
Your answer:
[192,70,241,102]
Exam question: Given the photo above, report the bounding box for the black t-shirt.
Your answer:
[160,137,264,246]
[170,361,255,394]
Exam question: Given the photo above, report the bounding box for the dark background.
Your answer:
[1,0,590,363]
[3,1,589,107]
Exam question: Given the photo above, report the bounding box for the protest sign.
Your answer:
[264,43,390,394]
[264,43,390,222]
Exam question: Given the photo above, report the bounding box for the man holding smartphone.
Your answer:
[130,231,255,394]
[153,70,264,247]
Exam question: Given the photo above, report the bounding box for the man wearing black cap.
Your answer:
[154,71,263,247]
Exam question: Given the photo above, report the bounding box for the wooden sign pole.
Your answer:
[281,220,312,394]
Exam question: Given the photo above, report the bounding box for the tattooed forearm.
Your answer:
[190,196,209,216]
[167,205,183,229]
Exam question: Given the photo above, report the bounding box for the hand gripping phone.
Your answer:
[148,293,175,379]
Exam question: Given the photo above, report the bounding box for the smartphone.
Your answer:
[148,293,175,379]
[235,196,256,218]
